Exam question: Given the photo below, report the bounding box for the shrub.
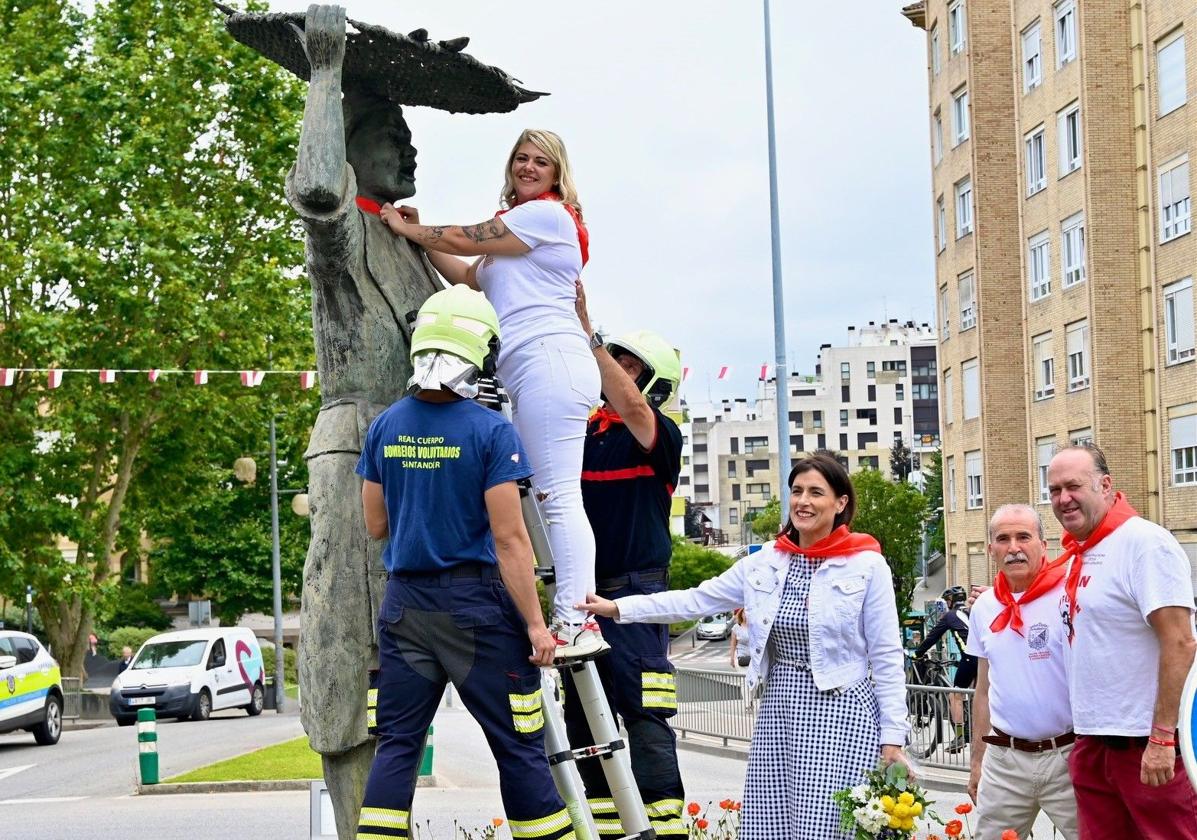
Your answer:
[261,643,298,686]
[100,583,171,632]
[105,626,162,659]
[669,536,733,591]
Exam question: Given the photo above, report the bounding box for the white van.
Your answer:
[109,627,266,725]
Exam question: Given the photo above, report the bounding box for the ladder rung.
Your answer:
[546,748,575,767]
[571,738,626,761]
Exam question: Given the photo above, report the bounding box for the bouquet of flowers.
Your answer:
[832,761,937,839]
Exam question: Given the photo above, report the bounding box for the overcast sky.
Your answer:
[263,1,934,403]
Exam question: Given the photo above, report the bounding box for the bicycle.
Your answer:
[905,653,953,759]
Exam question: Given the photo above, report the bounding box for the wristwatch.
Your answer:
[589,331,604,351]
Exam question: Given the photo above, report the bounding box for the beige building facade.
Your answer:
[903,0,1197,587]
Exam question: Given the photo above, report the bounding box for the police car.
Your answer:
[0,630,64,746]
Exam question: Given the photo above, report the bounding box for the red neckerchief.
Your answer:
[589,405,623,435]
[496,191,589,266]
[989,559,1066,636]
[775,524,881,559]
[1059,492,1139,643]
[356,196,382,215]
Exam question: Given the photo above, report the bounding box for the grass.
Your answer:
[165,735,322,783]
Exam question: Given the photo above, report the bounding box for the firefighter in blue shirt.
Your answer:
[564,281,686,839]
[355,286,571,840]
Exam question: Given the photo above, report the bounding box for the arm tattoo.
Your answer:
[462,219,509,243]
[425,226,446,243]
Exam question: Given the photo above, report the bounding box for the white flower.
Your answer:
[850,784,871,803]
[853,804,884,835]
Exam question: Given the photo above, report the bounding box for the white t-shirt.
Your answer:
[1062,515,1197,735]
[475,200,586,364]
[966,583,1072,741]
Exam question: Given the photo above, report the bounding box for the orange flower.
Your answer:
[945,820,964,837]
[955,803,974,815]
[687,802,701,816]
[492,818,504,827]
[720,798,733,810]
[1001,832,1019,840]
[928,835,942,840]
[696,818,709,830]
[731,801,742,811]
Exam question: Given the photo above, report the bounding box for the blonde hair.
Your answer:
[500,129,584,220]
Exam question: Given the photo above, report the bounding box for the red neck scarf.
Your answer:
[1059,491,1138,642]
[355,196,383,215]
[989,558,1067,636]
[590,405,623,435]
[496,191,589,266]
[775,525,881,559]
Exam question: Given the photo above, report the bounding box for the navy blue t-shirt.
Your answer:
[355,396,532,573]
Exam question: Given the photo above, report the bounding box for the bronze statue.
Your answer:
[216,5,544,835]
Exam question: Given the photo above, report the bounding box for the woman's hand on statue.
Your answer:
[881,745,916,779]
[396,205,421,224]
[576,593,619,620]
[293,4,346,73]
[379,203,408,235]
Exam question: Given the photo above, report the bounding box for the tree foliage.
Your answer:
[669,536,733,591]
[922,450,946,555]
[750,496,781,540]
[889,436,913,483]
[0,0,311,676]
[850,468,928,619]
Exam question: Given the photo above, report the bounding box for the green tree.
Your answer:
[751,496,782,540]
[669,536,732,591]
[850,468,928,618]
[0,0,310,677]
[889,436,913,483]
[922,450,946,555]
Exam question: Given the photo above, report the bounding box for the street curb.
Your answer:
[675,738,748,762]
[63,720,111,732]
[137,776,439,795]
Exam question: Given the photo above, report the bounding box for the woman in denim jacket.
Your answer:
[581,452,911,840]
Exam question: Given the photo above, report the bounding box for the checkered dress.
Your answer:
[742,556,881,840]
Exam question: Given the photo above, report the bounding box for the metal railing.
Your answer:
[670,667,976,771]
[61,676,81,720]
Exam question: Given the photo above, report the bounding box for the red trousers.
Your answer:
[1069,735,1197,840]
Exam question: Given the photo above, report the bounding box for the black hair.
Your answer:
[777,450,856,542]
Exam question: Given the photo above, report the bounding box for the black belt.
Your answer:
[595,568,668,592]
[1081,733,1182,755]
[390,563,495,583]
[984,727,1075,753]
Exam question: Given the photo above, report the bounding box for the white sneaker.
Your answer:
[551,618,611,661]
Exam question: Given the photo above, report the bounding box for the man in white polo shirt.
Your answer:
[1047,444,1197,839]
[967,504,1076,840]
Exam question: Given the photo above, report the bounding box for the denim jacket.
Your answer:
[615,541,908,746]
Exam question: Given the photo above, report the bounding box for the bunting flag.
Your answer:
[0,366,321,389]
[0,368,14,387]
[194,370,209,385]
[759,363,769,381]
[148,369,161,383]
[299,371,317,390]
[47,369,62,389]
[240,370,265,387]
[716,365,732,381]
[99,369,116,384]
[681,366,691,382]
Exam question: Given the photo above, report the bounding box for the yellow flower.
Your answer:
[898,791,915,806]
[893,803,911,819]
[888,815,903,829]
[911,802,924,817]
[880,795,896,812]
[901,816,915,831]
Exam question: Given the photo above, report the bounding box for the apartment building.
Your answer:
[683,321,940,543]
[902,0,1197,587]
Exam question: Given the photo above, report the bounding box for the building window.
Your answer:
[728,507,739,525]
[1066,320,1090,391]
[1033,331,1055,400]
[813,411,823,430]
[1069,427,1093,446]
[943,368,954,425]
[744,435,769,454]
[1159,157,1192,242]
[962,358,980,419]
[948,0,966,55]
[728,461,737,478]
[1158,29,1187,117]
[1171,414,1197,485]
[839,409,849,425]
[1055,0,1076,68]
[856,408,878,426]
[1037,437,1056,503]
[867,361,876,379]
[947,455,957,512]
[1023,20,1042,91]
[1057,102,1082,175]
[840,433,849,451]
[931,24,941,76]
[955,178,973,238]
[958,271,976,331]
[896,383,905,400]
[858,455,880,471]
[1061,213,1086,287]
[1164,277,1195,364]
[912,382,938,400]
[791,434,804,451]
[840,361,851,382]
[746,482,770,495]
[940,285,950,337]
[933,112,944,165]
[841,385,851,402]
[817,434,826,449]
[952,87,970,146]
[1025,125,1046,194]
[894,406,903,424]
[882,360,908,374]
[867,384,877,401]
[965,450,983,509]
[936,196,947,253]
[1028,230,1051,300]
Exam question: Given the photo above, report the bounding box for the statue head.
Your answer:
[344,90,417,203]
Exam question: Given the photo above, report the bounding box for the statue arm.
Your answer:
[292,5,350,212]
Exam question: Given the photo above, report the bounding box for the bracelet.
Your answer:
[1152,724,1176,735]
[1148,736,1177,747]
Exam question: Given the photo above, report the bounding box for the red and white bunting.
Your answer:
[681,366,691,382]
[47,369,62,389]
[716,365,732,381]
[759,363,769,381]
[194,370,208,385]
[148,369,161,383]
[99,369,116,384]
[299,371,316,390]
[240,370,265,387]
[0,368,14,387]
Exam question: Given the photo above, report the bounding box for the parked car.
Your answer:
[109,627,265,725]
[696,613,733,641]
[0,630,64,746]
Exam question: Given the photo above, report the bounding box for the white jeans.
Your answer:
[498,333,601,624]
[976,742,1078,840]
